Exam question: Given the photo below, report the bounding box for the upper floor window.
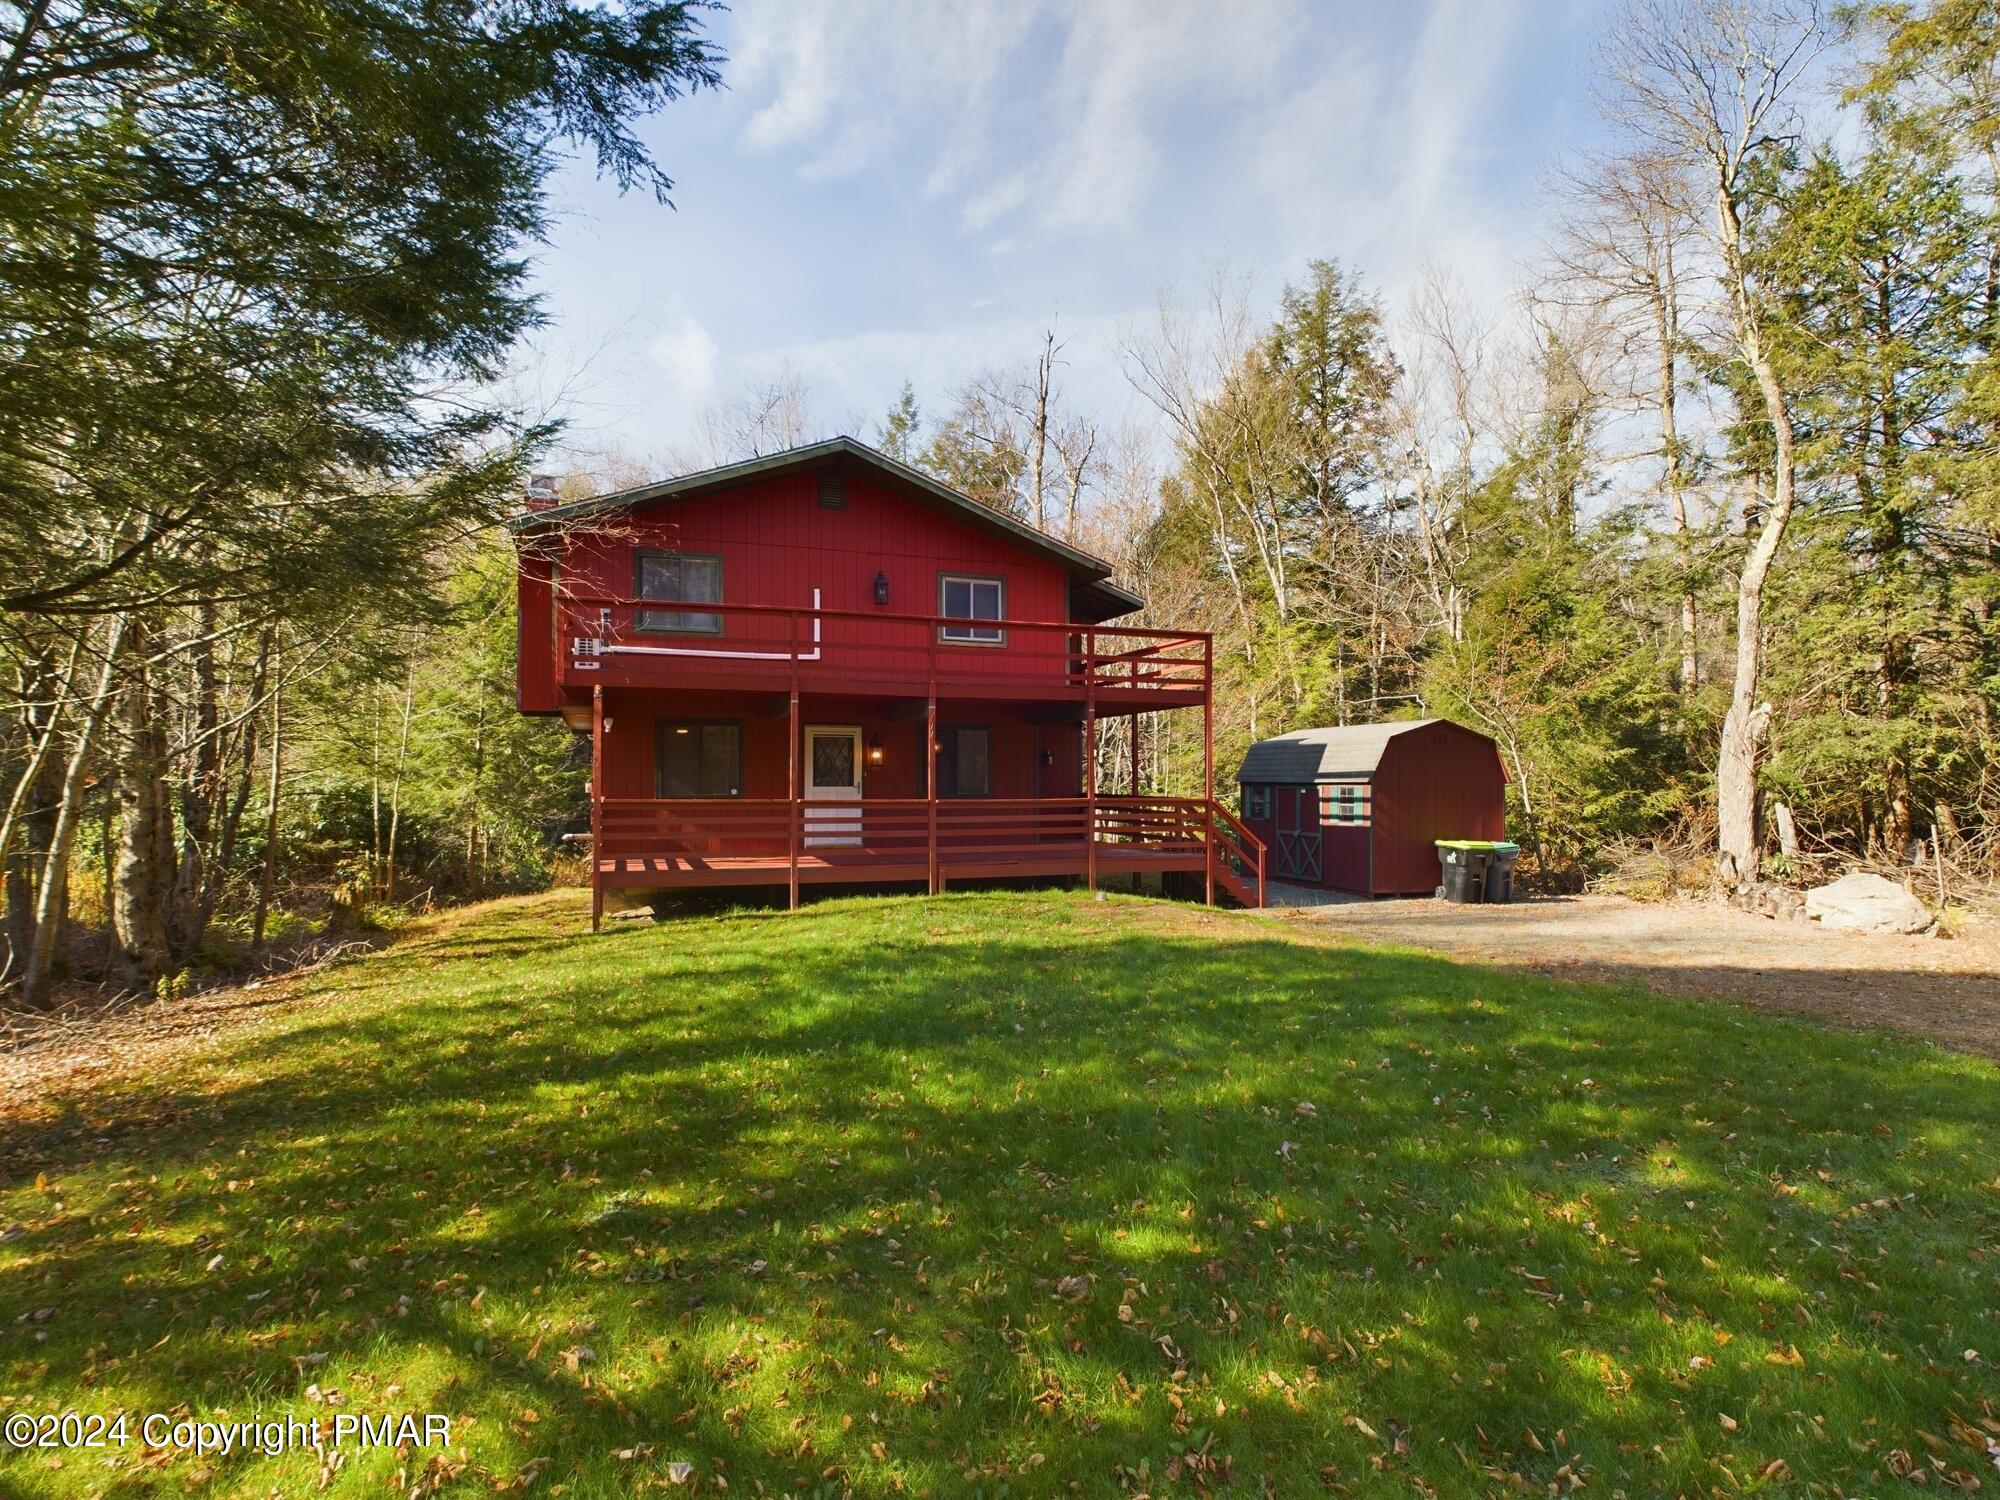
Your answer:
[636,550,722,635]
[939,573,1004,644]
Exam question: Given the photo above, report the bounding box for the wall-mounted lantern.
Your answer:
[873,570,890,607]
[867,735,885,766]
[1040,747,1054,767]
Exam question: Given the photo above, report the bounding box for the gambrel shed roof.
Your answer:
[1234,720,1445,784]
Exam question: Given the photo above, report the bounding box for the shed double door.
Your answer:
[1272,784,1322,883]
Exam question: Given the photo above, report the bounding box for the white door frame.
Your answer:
[802,724,864,848]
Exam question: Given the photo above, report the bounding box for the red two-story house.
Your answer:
[511,437,1263,925]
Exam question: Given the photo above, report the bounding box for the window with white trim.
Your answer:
[1329,783,1368,825]
[939,574,1004,643]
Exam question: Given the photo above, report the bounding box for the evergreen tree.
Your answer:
[878,383,922,462]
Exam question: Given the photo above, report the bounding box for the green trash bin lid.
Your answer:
[1434,839,1520,852]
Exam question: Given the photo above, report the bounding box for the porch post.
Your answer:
[787,610,800,912]
[787,686,800,911]
[1084,628,1097,893]
[1130,709,1141,796]
[1203,637,1215,906]
[926,626,939,895]
[590,684,604,933]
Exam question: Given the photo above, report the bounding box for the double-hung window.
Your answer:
[656,720,741,798]
[939,574,1004,644]
[1330,784,1367,825]
[636,550,723,635]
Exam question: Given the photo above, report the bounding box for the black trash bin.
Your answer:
[1435,841,1489,904]
[1483,843,1521,904]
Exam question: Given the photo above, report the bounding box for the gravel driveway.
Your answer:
[1262,884,2000,1060]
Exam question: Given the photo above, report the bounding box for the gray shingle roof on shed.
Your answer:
[1234,719,1443,785]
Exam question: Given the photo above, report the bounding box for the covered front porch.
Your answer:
[582,685,1263,917]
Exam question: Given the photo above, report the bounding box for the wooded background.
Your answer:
[5,0,1997,1010]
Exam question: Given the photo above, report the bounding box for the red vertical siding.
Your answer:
[598,687,1077,803]
[1368,722,1506,894]
[1322,792,1370,893]
[516,551,559,713]
[558,470,1072,624]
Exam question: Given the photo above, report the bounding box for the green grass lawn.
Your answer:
[4,891,1998,1497]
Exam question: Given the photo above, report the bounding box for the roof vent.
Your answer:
[817,470,847,509]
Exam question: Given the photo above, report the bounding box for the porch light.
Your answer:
[873,570,889,607]
[867,735,884,765]
[1040,748,1053,767]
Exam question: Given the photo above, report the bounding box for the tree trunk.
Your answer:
[19,614,132,1007]
[385,662,415,900]
[1030,329,1053,533]
[1650,265,1697,694]
[1713,185,1798,889]
[464,696,485,896]
[252,676,282,947]
[110,633,176,989]
[1772,801,1799,860]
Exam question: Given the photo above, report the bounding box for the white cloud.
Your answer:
[647,315,719,400]
[547,2,1575,463]
[727,0,1311,242]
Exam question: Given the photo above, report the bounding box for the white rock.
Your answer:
[1803,872,1932,935]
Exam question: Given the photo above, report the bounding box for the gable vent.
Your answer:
[817,471,847,509]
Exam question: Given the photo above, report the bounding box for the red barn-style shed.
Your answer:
[1233,719,1506,896]
[512,437,1266,923]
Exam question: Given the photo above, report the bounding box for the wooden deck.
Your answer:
[597,839,1216,890]
[589,796,1265,912]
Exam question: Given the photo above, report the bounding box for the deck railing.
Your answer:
[593,793,1266,911]
[559,593,1210,698]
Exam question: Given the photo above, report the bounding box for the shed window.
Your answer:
[1243,785,1270,820]
[935,725,991,797]
[636,551,722,635]
[1329,783,1368,825]
[939,574,1004,644]
[656,719,741,798]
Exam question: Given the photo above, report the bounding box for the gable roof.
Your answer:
[507,435,1144,622]
[1235,719,1450,784]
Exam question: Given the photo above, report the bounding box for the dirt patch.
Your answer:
[1264,883,2000,1060]
[0,937,390,1125]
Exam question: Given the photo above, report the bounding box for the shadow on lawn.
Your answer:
[3,893,1998,1496]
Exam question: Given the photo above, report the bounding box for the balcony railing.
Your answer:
[558,593,1210,699]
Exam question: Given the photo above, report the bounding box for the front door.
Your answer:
[803,725,863,847]
[1273,784,1322,883]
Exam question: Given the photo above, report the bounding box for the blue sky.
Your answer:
[524,0,1612,469]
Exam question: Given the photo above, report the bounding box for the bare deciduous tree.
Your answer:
[1603,0,1829,886]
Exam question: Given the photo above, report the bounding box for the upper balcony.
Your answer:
[555,591,1211,711]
